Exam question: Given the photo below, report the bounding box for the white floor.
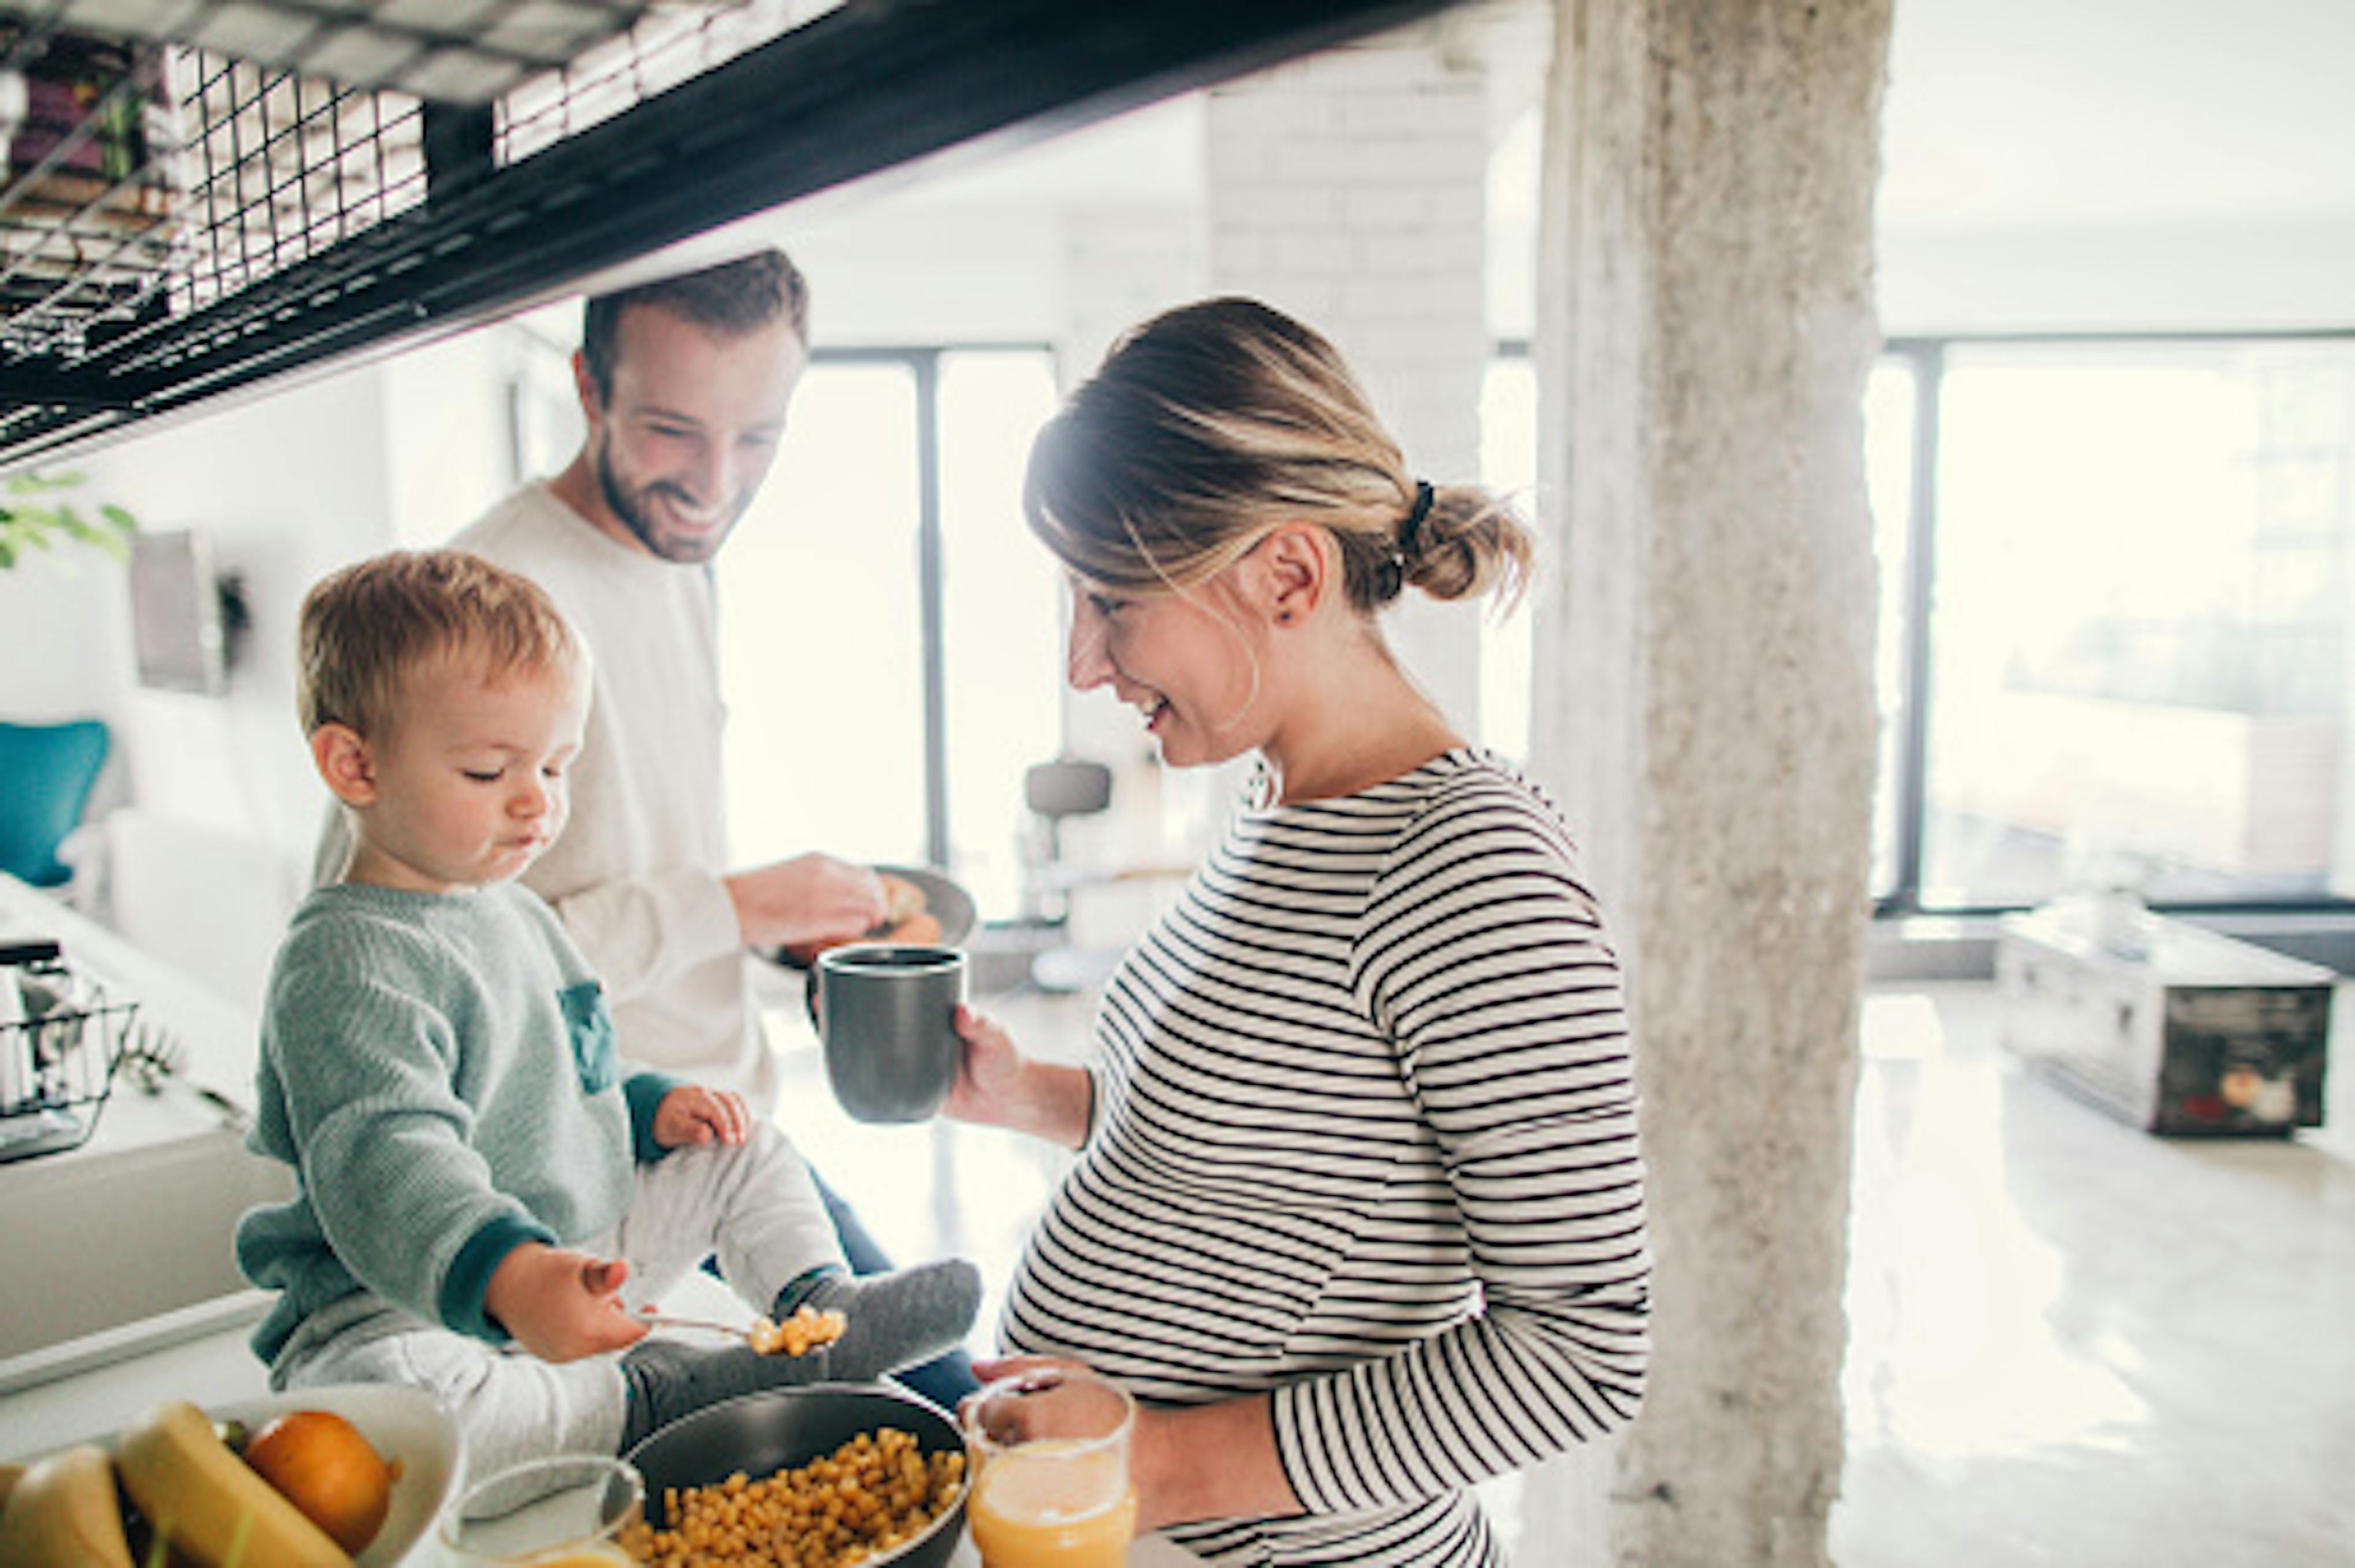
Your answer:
[776,977,2355,1567]
[12,976,2344,1568]
[1831,982,2355,1567]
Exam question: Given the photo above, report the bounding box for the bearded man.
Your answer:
[324,248,976,1406]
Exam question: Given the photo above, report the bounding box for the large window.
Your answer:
[938,353,1065,914]
[719,333,2355,929]
[726,343,1542,922]
[719,347,1062,919]
[1867,356,1922,901]
[1479,351,1537,762]
[1871,334,2355,913]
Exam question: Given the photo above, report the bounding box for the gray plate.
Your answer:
[761,863,977,971]
[873,864,978,948]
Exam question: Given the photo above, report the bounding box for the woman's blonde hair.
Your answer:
[297,548,580,740]
[1023,296,1533,613]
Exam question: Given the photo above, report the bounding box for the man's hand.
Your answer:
[725,853,887,949]
[654,1082,751,1148]
[484,1242,648,1362]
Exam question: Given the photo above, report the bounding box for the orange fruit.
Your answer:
[240,1409,398,1555]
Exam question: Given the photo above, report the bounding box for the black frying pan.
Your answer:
[623,1383,968,1566]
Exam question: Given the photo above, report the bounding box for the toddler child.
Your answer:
[237,548,978,1475]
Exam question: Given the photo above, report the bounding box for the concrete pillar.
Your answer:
[1522,1,1890,1562]
[1204,26,1492,733]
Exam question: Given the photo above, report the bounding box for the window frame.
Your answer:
[1872,327,2355,921]
[806,340,1055,876]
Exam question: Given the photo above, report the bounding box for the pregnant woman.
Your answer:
[946,297,1651,1567]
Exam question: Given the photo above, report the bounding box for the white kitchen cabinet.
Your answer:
[0,871,289,1390]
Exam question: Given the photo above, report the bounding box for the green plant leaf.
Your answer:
[4,468,85,495]
[0,470,141,570]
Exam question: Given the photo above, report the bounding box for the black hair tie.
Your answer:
[1400,479,1435,558]
[1378,480,1434,603]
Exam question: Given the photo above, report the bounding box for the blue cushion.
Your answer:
[0,719,110,888]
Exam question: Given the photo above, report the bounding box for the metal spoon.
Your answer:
[633,1310,767,1345]
[634,1306,844,1355]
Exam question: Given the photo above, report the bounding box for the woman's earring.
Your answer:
[1277,610,1293,624]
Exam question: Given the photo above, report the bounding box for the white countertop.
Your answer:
[0,872,289,1382]
[0,877,1199,1564]
[0,1314,1198,1566]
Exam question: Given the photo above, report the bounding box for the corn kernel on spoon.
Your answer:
[634,1303,845,1356]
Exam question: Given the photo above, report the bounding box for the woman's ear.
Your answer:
[1257,522,1332,626]
[311,722,379,808]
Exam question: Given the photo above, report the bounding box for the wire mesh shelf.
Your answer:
[0,0,1440,468]
[0,1,832,370]
[0,939,138,1165]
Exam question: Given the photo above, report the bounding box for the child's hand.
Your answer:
[484,1242,648,1362]
[654,1082,751,1149]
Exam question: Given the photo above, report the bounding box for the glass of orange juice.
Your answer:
[963,1367,1139,1568]
[438,1452,644,1566]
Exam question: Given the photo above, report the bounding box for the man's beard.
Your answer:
[594,439,738,564]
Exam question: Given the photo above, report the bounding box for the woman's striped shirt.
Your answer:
[998,749,1650,1566]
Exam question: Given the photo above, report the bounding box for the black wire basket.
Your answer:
[0,938,137,1164]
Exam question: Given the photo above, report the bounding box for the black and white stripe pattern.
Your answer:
[1000,749,1649,1566]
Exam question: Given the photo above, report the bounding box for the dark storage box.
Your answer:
[1997,908,2333,1136]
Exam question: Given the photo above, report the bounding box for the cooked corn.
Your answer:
[621,1426,964,1568]
[747,1304,848,1358]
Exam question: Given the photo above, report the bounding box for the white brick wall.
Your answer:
[1206,25,1495,732]
[1058,205,1206,391]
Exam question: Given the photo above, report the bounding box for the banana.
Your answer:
[0,1444,135,1567]
[113,1400,351,1568]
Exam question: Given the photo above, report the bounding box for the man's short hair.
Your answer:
[297,548,580,740]
[580,247,809,402]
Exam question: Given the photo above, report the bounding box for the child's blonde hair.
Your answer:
[297,549,580,740]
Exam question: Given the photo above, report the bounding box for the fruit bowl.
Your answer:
[139,1385,458,1566]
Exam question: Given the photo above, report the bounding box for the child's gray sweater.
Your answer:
[237,880,672,1363]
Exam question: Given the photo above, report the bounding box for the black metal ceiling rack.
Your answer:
[0,0,1448,469]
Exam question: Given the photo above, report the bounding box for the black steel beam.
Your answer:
[0,0,1455,467]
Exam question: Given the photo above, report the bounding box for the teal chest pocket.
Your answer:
[561,980,618,1095]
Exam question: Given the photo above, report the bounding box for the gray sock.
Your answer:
[789,1260,982,1386]
[622,1331,865,1451]
[619,1259,981,1449]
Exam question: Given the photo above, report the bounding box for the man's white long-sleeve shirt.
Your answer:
[455,482,775,1108]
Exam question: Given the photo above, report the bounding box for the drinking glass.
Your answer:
[438,1453,644,1566]
[963,1367,1138,1568]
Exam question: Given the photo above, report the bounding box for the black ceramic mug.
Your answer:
[814,944,966,1123]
